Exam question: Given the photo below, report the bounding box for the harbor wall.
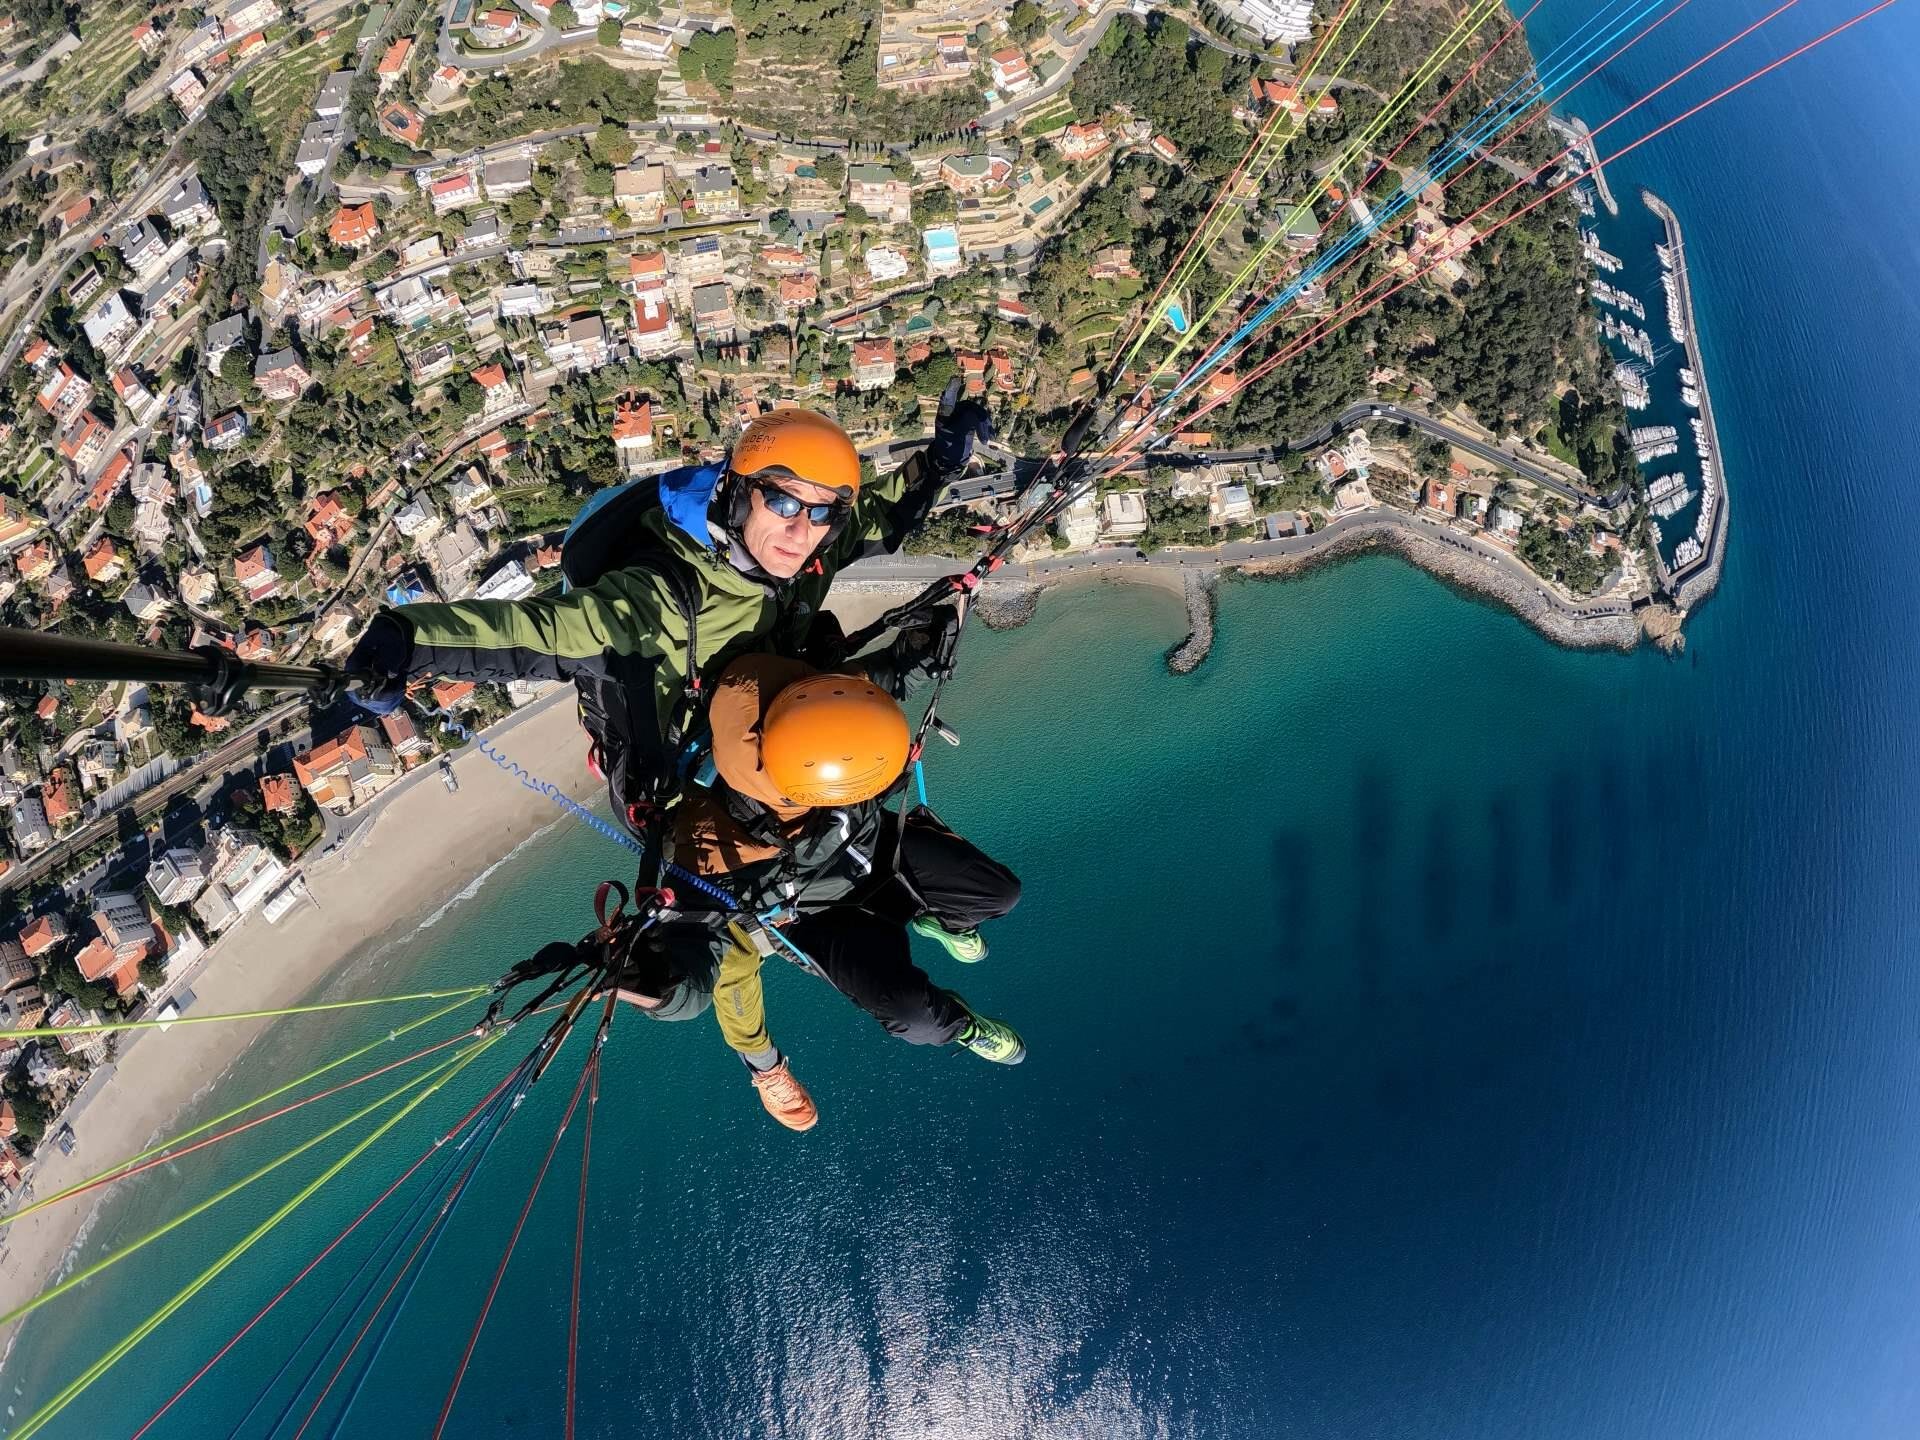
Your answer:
[1645,189,1730,612]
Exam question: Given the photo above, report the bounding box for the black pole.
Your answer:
[0,627,342,698]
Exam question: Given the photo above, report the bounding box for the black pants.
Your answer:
[786,808,1021,1046]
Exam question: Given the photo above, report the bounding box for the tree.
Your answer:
[552,0,579,25]
[219,347,251,388]
[597,17,619,45]
[1010,1,1046,43]
[589,121,634,167]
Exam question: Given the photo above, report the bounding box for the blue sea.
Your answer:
[7,5,1920,1436]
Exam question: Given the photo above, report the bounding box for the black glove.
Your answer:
[927,378,993,475]
[887,603,962,689]
[343,610,415,716]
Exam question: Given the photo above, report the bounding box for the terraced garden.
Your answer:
[245,29,360,150]
[0,0,152,135]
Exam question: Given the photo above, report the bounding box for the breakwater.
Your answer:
[1165,571,1218,673]
[1645,189,1730,611]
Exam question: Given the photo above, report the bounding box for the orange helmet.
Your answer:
[760,673,910,807]
[730,408,861,500]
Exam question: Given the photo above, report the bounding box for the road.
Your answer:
[0,699,308,900]
[1305,401,1628,510]
[843,505,1636,622]
[437,4,597,72]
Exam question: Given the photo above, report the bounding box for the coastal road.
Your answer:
[842,506,1636,624]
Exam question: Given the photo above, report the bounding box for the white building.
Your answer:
[1100,490,1149,539]
[1056,495,1099,549]
[473,560,535,602]
[864,244,910,283]
[147,847,208,905]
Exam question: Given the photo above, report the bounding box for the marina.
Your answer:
[1582,230,1624,273]
[1591,279,1646,319]
[1603,314,1655,361]
[1615,363,1650,410]
[1549,113,1619,215]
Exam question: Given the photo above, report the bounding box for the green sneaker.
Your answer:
[954,1009,1026,1065]
[910,915,988,963]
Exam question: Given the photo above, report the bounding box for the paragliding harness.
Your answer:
[557,479,709,866]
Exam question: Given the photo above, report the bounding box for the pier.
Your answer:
[1644,189,1729,610]
[1551,114,1619,216]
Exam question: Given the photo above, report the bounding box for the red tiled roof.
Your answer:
[329,202,378,246]
[472,363,507,390]
[852,338,895,366]
[20,916,64,955]
[430,680,476,709]
[377,37,413,74]
[260,774,297,813]
[294,726,371,787]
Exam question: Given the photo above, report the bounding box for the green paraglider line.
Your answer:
[7,1028,509,1440]
[1,995,484,1229]
[0,985,496,1042]
[0,1038,491,1331]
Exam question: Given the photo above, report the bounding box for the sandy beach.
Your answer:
[0,693,603,1358]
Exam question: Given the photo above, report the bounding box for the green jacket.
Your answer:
[396,453,936,741]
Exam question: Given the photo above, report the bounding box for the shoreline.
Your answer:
[844,508,1646,669]
[0,695,604,1365]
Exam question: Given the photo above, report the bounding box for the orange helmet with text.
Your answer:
[759,673,910,807]
[729,408,861,500]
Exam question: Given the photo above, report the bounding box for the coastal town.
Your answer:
[0,0,1723,1190]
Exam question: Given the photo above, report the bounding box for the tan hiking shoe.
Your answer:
[751,1059,819,1132]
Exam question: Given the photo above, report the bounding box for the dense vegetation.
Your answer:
[1069,16,1256,177]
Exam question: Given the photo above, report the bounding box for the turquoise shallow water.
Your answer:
[8,6,1920,1437]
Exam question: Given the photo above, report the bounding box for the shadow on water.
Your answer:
[1349,764,1396,1005]
[1546,765,1581,904]
[1421,806,1457,946]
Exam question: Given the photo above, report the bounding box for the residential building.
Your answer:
[615,163,670,221]
[82,536,124,584]
[379,709,433,765]
[304,492,353,550]
[233,542,279,600]
[204,410,250,451]
[192,831,288,933]
[1423,478,1458,516]
[1232,0,1316,46]
[314,71,354,120]
[111,366,160,422]
[1056,494,1099,548]
[118,219,166,276]
[543,313,609,372]
[329,202,380,250]
[922,226,963,276]
[428,64,464,105]
[92,892,156,961]
[474,560,535,602]
[1209,484,1255,525]
[847,163,912,226]
[205,313,249,370]
[260,774,299,814]
[168,67,209,118]
[82,293,138,352]
[428,171,479,213]
[8,796,51,855]
[293,725,399,811]
[430,520,487,595]
[628,284,681,357]
[612,393,653,473]
[1101,490,1149,539]
[133,251,198,317]
[690,283,735,339]
[673,235,725,284]
[376,36,413,87]
[864,244,910,283]
[161,171,218,232]
[445,467,494,515]
[618,21,673,59]
[497,282,553,320]
[58,412,112,471]
[990,48,1034,94]
[939,152,1013,194]
[223,0,283,41]
[473,9,525,46]
[253,347,311,402]
[378,274,446,327]
[688,166,740,217]
[124,582,171,621]
[48,999,107,1064]
[1058,121,1110,162]
[473,363,517,415]
[480,155,534,198]
[295,122,335,177]
[0,938,31,989]
[74,935,142,1000]
[460,210,505,251]
[407,340,456,384]
[852,337,897,392]
[35,362,94,424]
